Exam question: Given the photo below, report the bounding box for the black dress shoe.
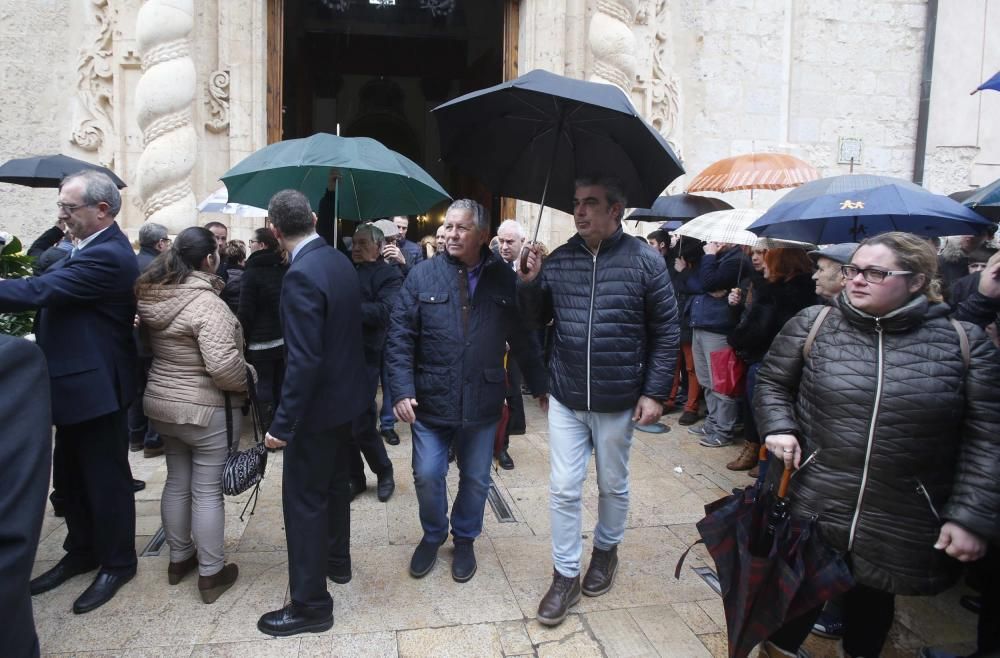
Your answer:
[349,478,367,501]
[132,479,146,492]
[452,539,477,583]
[30,560,98,596]
[410,538,444,578]
[73,569,136,614]
[257,603,333,637]
[380,428,400,446]
[496,449,515,470]
[377,471,395,502]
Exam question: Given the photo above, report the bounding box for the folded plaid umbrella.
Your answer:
[677,468,854,658]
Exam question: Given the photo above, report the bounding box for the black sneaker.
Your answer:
[810,605,844,639]
[380,428,400,445]
[677,411,700,426]
[452,539,477,582]
[409,539,443,578]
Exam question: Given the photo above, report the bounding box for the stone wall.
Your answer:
[0,0,83,246]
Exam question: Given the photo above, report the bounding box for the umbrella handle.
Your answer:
[777,467,792,498]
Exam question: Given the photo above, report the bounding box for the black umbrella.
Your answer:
[627,193,733,224]
[950,182,1000,222]
[433,69,683,259]
[0,153,126,188]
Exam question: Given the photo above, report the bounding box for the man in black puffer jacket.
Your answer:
[518,175,679,626]
[386,199,547,584]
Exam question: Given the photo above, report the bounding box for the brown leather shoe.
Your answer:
[582,545,618,597]
[167,554,199,585]
[748,463,761,478]
[537,569,581,626]
[198,563,239,604]
[726,442,760,471]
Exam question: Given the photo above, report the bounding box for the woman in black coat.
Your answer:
[753,232,1000,658]
[726,248,817,472]
[237,228,288,425]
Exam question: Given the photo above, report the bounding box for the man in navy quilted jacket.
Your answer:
[386,199,547,584]
[519,175,679,626]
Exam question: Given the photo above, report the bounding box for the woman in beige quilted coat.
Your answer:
[136,226,250,604]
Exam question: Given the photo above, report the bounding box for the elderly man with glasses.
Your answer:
[0,170,140,614]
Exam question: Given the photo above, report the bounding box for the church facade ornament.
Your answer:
[133,0,198,232]
[70,0,116,168]
[205,69,231,133]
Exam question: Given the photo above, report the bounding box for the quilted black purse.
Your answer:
[221,367,268,519]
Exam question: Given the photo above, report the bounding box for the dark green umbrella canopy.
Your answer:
[221,134,450,219]
[953,178,1000,222]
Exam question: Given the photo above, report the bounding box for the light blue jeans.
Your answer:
[548,395,635,577]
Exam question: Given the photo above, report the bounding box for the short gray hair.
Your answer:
[355,223,385,248]
[268,190,314,238]
[497,219,524,239]
[447,198,490,233]
[138,222,168,247]
[61,169,122,217]
[575,174,627,218]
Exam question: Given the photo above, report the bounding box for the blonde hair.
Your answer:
[861,231,943,303]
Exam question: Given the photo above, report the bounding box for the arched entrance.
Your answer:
[266,0,520,240]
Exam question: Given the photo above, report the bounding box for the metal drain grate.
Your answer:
[487,478,517,523]
[692,566,722,596]
[140,526,167,556]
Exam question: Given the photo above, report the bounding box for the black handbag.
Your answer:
[221,367,268,519]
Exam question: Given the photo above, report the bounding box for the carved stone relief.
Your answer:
[71,0,116,168]
[205,69,231,133]
[588,0,639,93]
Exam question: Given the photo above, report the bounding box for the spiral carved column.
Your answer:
[134,0,197,233]
[588,0,639,93]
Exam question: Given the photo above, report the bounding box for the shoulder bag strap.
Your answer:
[803,306,833,359]
[224,391,234,453]
[949,319,971,370]
[244,365,264,444]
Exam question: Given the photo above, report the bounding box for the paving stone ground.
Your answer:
[32,398,978,657]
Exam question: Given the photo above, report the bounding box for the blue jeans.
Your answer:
[411,418,498,543]
[379,357,395,430]
[547,396,635,577]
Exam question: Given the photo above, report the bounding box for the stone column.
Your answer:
[588,0,639,93]
[134,0,197,233]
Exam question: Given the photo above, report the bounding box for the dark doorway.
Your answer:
[281,0,508,240]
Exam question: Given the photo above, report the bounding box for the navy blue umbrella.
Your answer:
[972,69,1000,94]
[956,177,1000,222]
[627,193,733,224]
[747,175,994,244]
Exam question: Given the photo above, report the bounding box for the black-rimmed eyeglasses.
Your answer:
[841,264,913,284]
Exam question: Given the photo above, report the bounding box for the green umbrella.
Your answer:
[220,133,451,220]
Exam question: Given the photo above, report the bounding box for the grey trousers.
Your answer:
[692,329,739,441]
[153,407,239,577]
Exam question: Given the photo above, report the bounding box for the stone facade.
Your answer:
[0,0,997,248]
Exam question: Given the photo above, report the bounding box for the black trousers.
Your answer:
[770,581,895,656]
[973,547,1000,656]
[350,365,392,482]
[55,408,137,574]
[282,422,353,613]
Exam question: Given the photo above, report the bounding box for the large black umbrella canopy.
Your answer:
[432,69,684,217]
[951,179,1000,222]
[0,153,126,188]
[627,193,733,223]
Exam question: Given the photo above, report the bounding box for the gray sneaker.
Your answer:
[699,435,734,448]
[687,425,709,437]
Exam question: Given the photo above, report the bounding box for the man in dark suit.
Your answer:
[0,336,52,657]
[0,170,139,614]
[256,190,369,637]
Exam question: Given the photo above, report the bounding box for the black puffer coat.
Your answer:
[518,226,679,412]
[754,294,1000,595]
[386,248,547,428]
[238,249,287,344]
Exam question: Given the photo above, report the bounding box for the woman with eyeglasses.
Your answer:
[237,227,288,427]
[136,226,250,604]
[753,231,1000,657]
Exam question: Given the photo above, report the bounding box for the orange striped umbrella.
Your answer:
[686,153,819,193]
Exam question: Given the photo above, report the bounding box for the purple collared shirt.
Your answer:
[466,258,485,298]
